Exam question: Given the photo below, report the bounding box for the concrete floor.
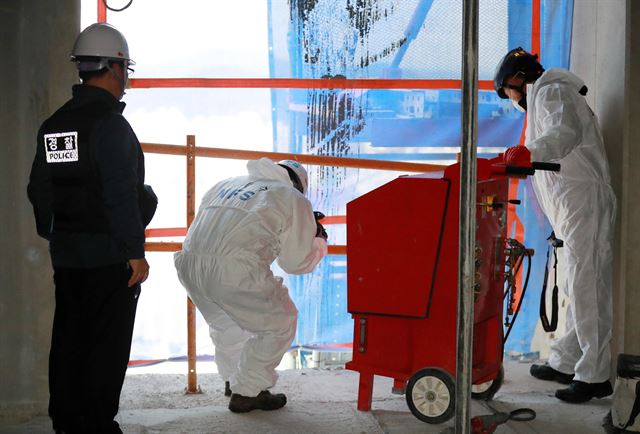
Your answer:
[0,361,612,433]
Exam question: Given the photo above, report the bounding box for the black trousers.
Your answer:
[48,263,139,434]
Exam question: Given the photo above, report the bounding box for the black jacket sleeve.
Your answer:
[94,113,146,259]
[27,126,53,240]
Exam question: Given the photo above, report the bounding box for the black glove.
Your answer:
[139,184,158,227]
[313,211,328,240]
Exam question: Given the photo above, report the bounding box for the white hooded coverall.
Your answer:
[525,68,616,383]
[174,158,327,396]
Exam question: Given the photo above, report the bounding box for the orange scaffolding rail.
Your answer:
[130,77,496,90]
[142,137,445,393]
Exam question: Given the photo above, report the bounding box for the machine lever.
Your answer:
[358,318,367,353]
[532,161,561,172]
[491,162,560,177]
[477,202,503,208]
[504,165,535,176]
[477,199,521,208]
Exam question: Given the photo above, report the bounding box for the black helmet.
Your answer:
[494,47,544,99]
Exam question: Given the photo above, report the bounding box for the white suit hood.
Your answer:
[535,68,586,95]
[246,158,292,186]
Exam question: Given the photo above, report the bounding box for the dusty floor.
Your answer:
[0,361,612,433]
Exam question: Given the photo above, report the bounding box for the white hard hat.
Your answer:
[70,23,134,69]
[278,160,309,194]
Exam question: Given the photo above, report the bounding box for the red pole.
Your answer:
[532,0,541,56]
[509,0,542,314]
[97,0,107,22]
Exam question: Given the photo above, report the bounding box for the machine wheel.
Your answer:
[471,366,504,401]
[406,368,455,424]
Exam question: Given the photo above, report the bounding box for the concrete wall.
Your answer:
[0,0,79,422]
[621,1,640,355]
[571,0,640,369]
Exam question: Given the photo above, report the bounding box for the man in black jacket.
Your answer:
[27,22,156,434]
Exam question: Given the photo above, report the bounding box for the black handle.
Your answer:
[532,162,561,172]
[504,165,535,176]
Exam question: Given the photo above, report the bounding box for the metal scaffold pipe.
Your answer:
[456,0,479,432]
[185,135,200,395]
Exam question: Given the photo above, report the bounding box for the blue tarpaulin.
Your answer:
[267,0,574,353]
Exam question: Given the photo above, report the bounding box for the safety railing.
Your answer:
[142,138,446,393]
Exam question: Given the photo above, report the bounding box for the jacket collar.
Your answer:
[71,84,126,113]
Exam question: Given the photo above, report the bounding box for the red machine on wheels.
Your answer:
[345,157,556,424]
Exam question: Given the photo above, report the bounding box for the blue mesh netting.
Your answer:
[268,0,574,353]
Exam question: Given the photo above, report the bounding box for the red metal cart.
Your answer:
[345,157,544,423]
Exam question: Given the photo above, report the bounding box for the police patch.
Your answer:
[44,131,78,163]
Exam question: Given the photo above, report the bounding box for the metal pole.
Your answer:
[455,0,479,432]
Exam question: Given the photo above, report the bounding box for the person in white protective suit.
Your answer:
[174,158,328,413]
[494,47,616,403]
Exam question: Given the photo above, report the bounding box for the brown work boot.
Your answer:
[228,390,287,413]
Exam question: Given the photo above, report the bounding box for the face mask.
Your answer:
[107,61,132,99]
[512,98,526,113]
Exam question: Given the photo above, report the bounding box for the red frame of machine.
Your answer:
[345,158,508,411]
